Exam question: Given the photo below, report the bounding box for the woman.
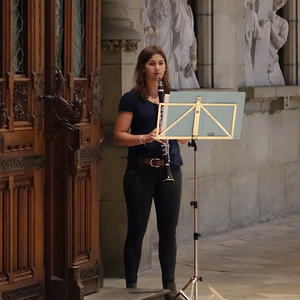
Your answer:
[114,45,184,300]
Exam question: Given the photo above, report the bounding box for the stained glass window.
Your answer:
[13,0,26,74]
[73,0,85,77]
[56,0,64,71]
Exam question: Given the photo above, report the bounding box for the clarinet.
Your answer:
[158,78,175,183]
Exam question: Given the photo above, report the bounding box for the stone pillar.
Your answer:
[213,0,245,88]
[195,0,214,88]
[282,0,299,85]
[195,0,245,89]
[101,0,140,52]
[100,0,153,279]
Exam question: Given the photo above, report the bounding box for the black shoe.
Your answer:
[163,282,184,300]
[126,282,137,288]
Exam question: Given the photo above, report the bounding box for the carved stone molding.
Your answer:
[2,282,44,300]
[0,155,44,172]
[101,0,140,53]
[101,39,138,52]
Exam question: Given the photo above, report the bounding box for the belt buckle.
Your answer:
[149,158,161,168]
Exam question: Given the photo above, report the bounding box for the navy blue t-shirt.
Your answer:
[118,90,183,166]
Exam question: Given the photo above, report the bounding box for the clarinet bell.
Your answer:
[163,165,175,183]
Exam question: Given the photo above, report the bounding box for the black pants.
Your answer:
[123,162,182,286]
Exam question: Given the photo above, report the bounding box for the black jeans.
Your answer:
[123,162,182,286]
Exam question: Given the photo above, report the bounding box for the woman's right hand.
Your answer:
[143,128,158,144]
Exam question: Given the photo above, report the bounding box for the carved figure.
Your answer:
[267,0,289,85]
[172,0,199,88]
[144,0,199,89]
[144,0,177,87]
[245,0,261,86]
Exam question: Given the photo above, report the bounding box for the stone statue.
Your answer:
[245,0,261,86]
[267,0,289,85]
[172,0,199,89]
[144,0,177,87]
[144,0,199,89]
[245,0,289,86]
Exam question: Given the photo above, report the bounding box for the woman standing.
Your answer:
[114,45,184,300]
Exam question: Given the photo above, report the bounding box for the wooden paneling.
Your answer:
[12,176,34,281]
[0,179,9,286]
[0,0,45,299]
[44,0,103,299]
[0,1,102,299]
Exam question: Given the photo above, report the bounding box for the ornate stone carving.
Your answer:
[0,155,44,172]
[144,0,199,89]
[101,0,140,52]
[245,0,289,86]
[2,282,43,300]
[13,82,29,122]
[101,39,138,52]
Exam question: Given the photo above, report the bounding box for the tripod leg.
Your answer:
[174,290,190,300]
[206,284,227,300]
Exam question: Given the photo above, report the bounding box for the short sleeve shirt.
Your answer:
[118,90,183,166]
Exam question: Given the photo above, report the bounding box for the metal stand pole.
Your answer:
[175,139,226,300]
[174,139,201,300]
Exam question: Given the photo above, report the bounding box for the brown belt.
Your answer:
[139,157,165,168]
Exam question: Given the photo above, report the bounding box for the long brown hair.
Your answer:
[133,45,171,100]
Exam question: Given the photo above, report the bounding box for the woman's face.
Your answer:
[143,54,166,82]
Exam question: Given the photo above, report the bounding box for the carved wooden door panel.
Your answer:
[0,1,45,299]
[44,1,102,299]
[0,0,102,299]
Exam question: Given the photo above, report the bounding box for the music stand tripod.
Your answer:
[174,139,225,300]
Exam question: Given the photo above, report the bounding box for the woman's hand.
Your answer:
[143,128,164,144]
[143,128,157,143]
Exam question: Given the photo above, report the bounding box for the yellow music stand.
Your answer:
[156,91,245,300]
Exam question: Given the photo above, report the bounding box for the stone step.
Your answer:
[85,288,168,300]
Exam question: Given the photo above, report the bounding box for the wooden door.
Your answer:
[0,1,45,299]
[44,0,103,299]
[0,1,102,299]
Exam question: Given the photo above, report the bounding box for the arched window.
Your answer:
[13,0,27,74]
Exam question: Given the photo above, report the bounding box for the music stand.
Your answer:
[156,91,245,300]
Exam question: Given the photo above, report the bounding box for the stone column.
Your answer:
[195,0,214,88]
[213,0,245,88]
[281,0,299,85]
[101,0,140,52]
[100,0,153,279]
[196,0,245,89]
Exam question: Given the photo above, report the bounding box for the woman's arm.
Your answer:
[114,112,157,147]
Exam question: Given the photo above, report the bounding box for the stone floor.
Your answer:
[86,214,300,300]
